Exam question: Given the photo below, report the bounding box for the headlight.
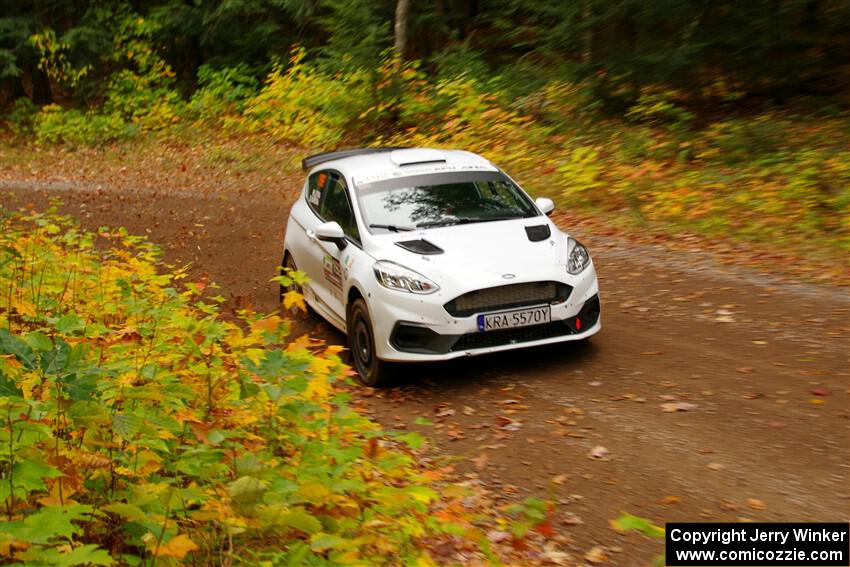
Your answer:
[373,261,439,294]
[567,237,591,275]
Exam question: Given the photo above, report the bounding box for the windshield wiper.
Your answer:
[369,223,415,232]
[416,215,522,228]
[416,218,478,228]
[476,215,526,223]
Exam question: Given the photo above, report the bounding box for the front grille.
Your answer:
[391,294,600,355]
[444,281,571,317]
[451,321,574,351]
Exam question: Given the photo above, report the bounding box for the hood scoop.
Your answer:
[524,224,551,242]
[395,239,444,255]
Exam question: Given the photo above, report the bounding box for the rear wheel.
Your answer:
[347,298,393,387]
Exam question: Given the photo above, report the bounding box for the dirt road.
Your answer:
[3,179,848,565]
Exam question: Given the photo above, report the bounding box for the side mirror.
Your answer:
[535,197,555,216]
[316,221,348,250]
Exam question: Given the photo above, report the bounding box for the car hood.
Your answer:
[364,217,569,290]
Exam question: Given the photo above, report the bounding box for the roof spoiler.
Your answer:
[301,147,408,171]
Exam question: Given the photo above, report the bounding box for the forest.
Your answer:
[2,1,849,264]
[3,1,849,267]
[0,2,849,565]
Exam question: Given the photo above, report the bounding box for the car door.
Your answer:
[306,171,363,327]
[287,170,331,313]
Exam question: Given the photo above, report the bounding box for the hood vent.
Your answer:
[395,239,444,255]
[524,224,551,242]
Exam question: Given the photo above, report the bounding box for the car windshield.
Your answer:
[356,171,538,232]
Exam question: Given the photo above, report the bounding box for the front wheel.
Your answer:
[347,298,393,387]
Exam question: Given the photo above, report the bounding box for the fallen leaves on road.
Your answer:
[446,424,465,440]
[434,404,455,418]
[540,546,572,565]
[746,498,767,510]
[811,388,830,396]
[707,462,725,471]
[584,546,609,563]
[661,401,698,412]
[551,474,568,485]
[496,415,523,432]
[588,446,609,460]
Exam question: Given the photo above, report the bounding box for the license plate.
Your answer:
[477,306,551,332]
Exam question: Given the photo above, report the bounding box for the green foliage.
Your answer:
[626,88,693,131]
[33,105,131,146]
[700,116,787,165]
[611,513,665,566]
[316,0,391,72]
[190,64,259,123]
[30,28,92,88]
[557,146,606,200]
[0,208,551,565]
[242,48,373,146]
[3,0,850,117]
[4,98,36,135]
[14,39,850,257]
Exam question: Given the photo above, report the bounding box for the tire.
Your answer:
[347,298,393,387]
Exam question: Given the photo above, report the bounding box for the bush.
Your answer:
[33,105,133,146]
[625,87,693,131]
[103,70,185,132]
[698,116,787,164]
[0,209,550,565]
[189,64,260,125]
[243,48,373,147]
[4,98,37,136]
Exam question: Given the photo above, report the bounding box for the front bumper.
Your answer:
[368,264,600,362]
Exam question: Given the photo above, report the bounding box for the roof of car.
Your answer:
[303,147,499,186]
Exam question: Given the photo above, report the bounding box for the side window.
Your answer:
[306,170,330,213]
[314,173,360,243]
[321,177,359,242]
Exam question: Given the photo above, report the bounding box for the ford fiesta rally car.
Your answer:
[281,148,600,385]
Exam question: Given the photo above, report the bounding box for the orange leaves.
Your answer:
[364,437,380,459]
[251,314,283,334]
[145,534,199,559]
[0,206,567,566]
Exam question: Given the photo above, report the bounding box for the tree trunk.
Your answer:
[30,66,53,105]
[394,0,410,70]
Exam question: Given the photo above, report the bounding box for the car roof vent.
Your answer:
[525,224,551,242]
[395,239,444,255]
[390,148,448,167]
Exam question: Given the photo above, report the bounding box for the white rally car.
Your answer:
[281,148,600,385]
